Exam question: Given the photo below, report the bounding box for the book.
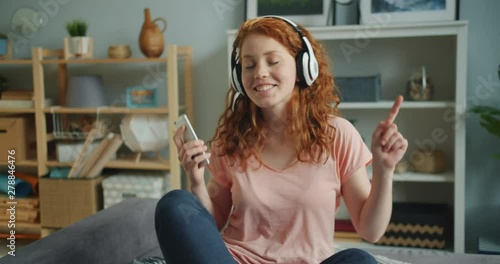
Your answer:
[0,90,33,100]
[0,99,33,108]
[0,221,40,234]
[334,231,363,243]
[0,209,39,222]
[335,219,356,232]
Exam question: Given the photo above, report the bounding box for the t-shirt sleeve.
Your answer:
[207,145,232,189]
[331,117,372,184]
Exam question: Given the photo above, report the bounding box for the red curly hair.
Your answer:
[211,17,341,169]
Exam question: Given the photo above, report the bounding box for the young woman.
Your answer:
[155,16,408,264]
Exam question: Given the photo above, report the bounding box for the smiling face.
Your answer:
[240,33,297,112]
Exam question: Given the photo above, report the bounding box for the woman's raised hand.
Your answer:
[371,95,408,172]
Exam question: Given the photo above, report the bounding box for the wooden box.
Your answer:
[0,117,34,161]
[39,176,103,228]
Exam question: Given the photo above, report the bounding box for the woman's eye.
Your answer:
[244,64,255,69]
[269,61,279,65]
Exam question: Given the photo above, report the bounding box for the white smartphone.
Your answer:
[174,114,210,166]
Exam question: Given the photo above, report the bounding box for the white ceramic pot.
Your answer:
[70,36,90,55]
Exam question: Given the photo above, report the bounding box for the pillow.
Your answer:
[130,256,166,264]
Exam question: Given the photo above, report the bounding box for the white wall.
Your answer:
[459,0,500,253]
[2,0,499,253]
[0,0,245,141]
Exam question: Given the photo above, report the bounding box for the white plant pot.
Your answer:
[70,36,90,55]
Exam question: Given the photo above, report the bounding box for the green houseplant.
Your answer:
[469,64,500,159]
[66,20,88,37]
[65,20,90,56]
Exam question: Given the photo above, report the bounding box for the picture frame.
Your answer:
[246,0,330,27]
[359,0,456,25]
[126,86,158,108]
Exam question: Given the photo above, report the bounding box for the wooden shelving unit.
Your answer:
[0,58,41,238]
[1,45,194,237]
[30,44,193,190]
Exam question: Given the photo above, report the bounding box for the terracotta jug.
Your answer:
[139,8,167,58]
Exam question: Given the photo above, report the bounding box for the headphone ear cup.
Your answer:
[309,55,319,82]
[235,63,244,94]
[231,58,245,95]
[296,51,308,88]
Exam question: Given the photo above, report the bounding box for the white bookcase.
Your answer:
[227,21,468,253]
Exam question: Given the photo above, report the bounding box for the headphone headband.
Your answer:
[230,16,319,96]
[262,15,303,35]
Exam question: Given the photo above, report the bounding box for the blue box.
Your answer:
[126,87,158,108]
[335,74,381,102]
[0,39,7,55]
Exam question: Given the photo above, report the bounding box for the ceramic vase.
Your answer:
[139,8,167,58]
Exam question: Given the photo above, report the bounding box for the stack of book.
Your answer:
[335,219,362,243]
[0,195,41,239]
[0,89,34,108]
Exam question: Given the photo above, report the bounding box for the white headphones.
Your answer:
[230,15,319,96]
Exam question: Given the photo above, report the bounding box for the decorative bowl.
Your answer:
[108,45,131,59]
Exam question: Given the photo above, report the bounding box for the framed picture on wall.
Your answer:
[359,0,456,25]
[246,0,330,27]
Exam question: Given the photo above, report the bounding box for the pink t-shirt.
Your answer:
[209,117,372,264]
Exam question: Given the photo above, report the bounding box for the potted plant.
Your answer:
[0,33,8,56]
[66,20,89,55]
[469,64,500,159]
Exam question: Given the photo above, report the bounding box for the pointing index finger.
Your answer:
[386,95,403,124]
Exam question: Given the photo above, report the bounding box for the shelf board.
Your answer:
[0,59,32,65]
[0,108,35,113]
[0,159,38,167]
[308,21,468,40]
[336,240,453,253]
[46,157,170,170]
[42,57,168,64]
[368,170,454,182]
[105,158,170,170]
[228,21,468,41]
[394,171,454,182]
[39,46,192,65]
[43,106,172,114]
[338,101,455,110]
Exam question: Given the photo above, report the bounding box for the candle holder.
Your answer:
[406,65,433,101]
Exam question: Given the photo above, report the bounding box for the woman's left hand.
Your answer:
[371,95,408,172]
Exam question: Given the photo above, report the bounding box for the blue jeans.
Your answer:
[155,190,376,264]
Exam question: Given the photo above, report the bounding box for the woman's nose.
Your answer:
[254,63,269,79]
